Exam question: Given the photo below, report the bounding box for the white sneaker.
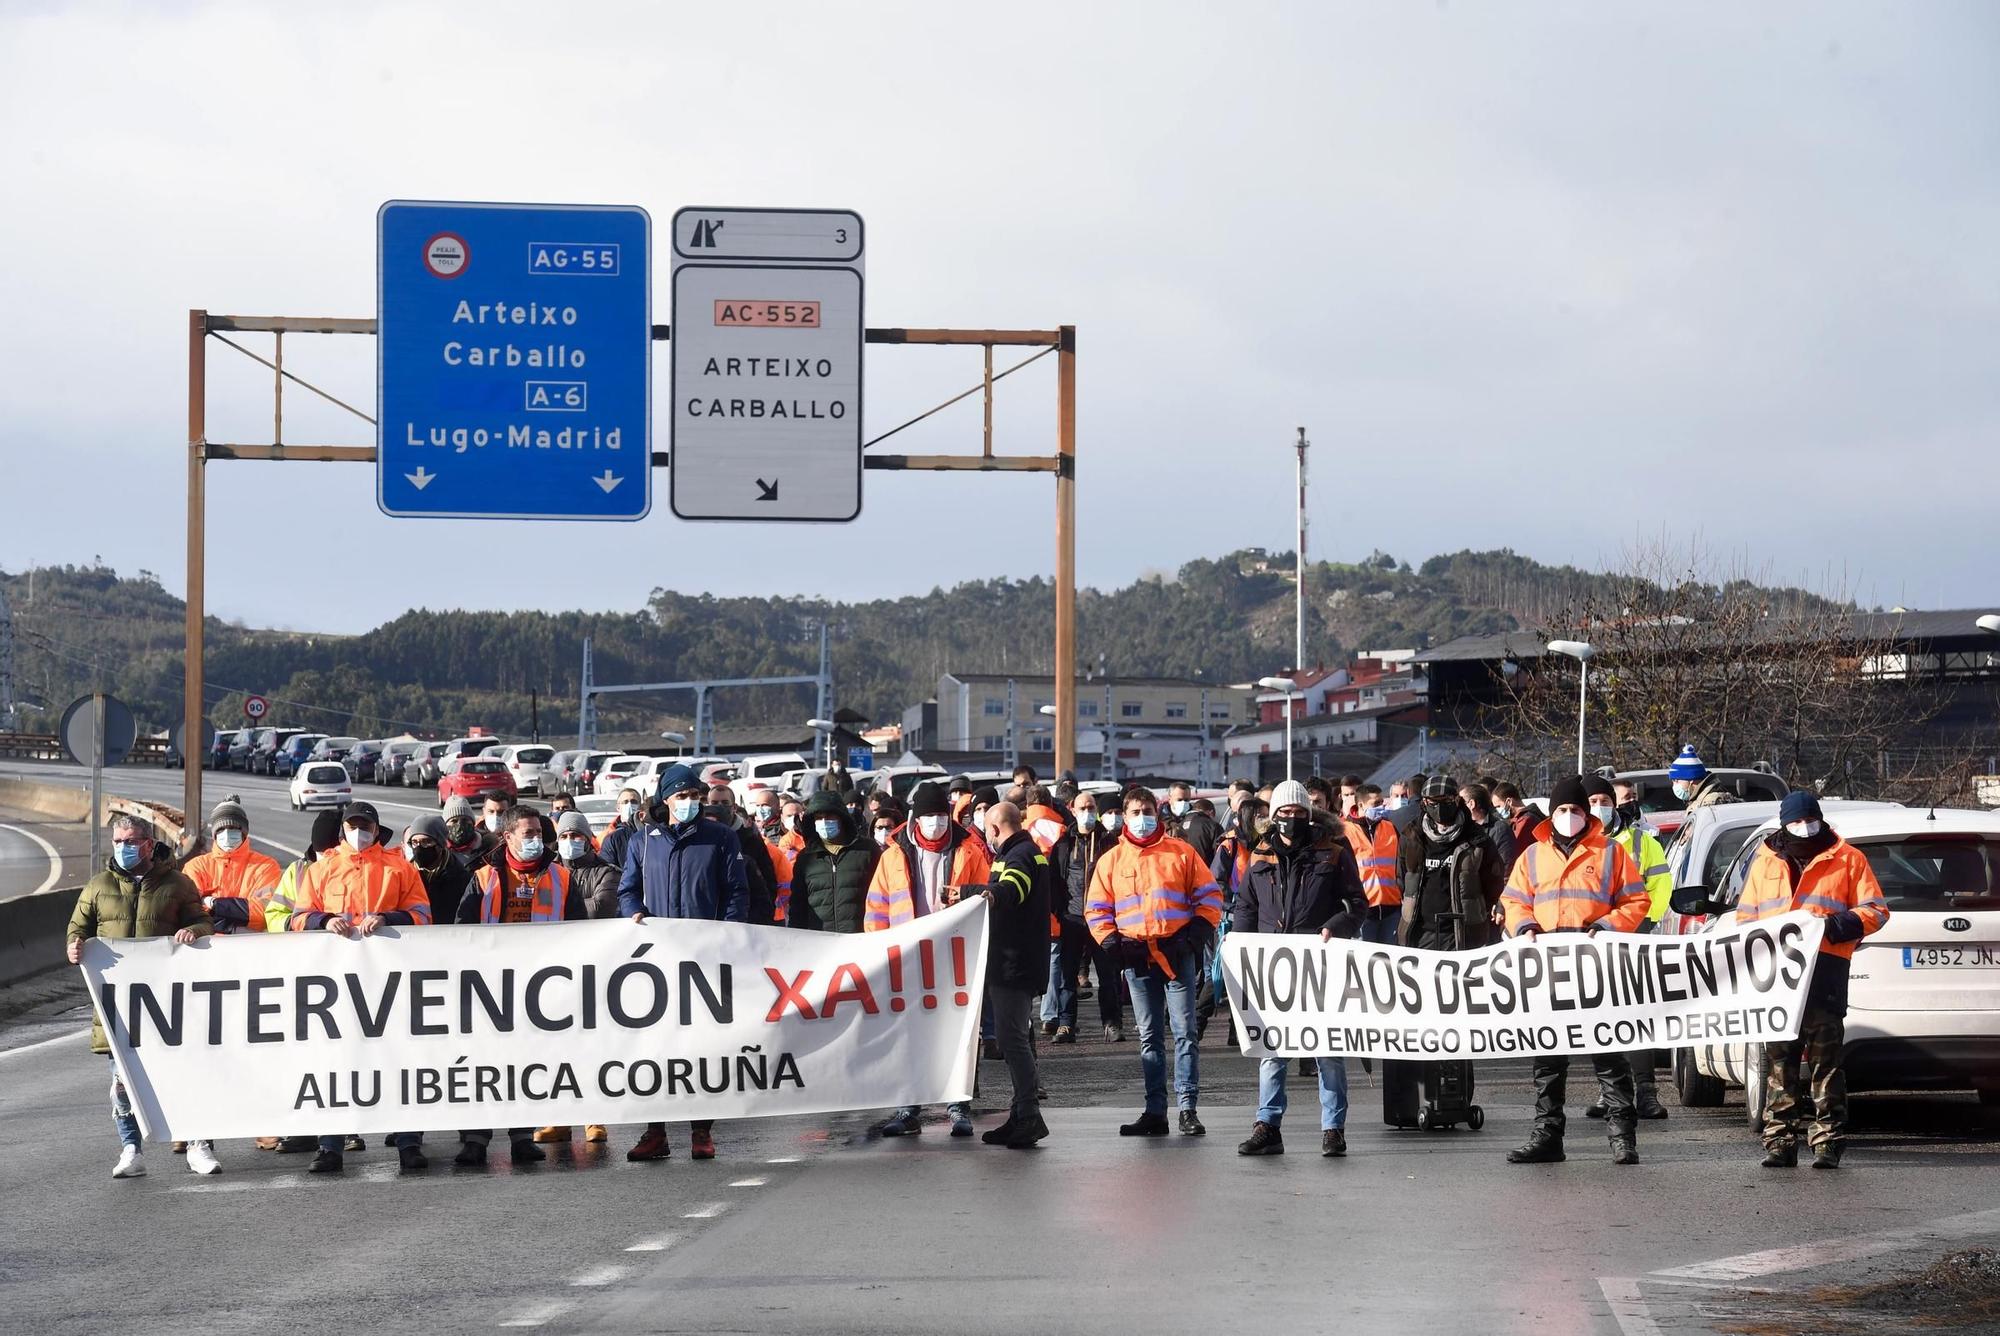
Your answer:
[185,1140,222,1175]
[112,1145,146,1178]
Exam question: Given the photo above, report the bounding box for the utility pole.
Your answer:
[1295,426,1309,673]
[577,637,595,750]
[0,584,15,732]
[529,688,539,744]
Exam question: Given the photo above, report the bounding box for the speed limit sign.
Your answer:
[243,695,269,721]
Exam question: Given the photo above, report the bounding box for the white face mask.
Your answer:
[1785,820,1822,839]
[782,812,800,832]
[214,828,245,853]
[1589,804,1617,826]
[345,826,375,852]
[483,813,503,833]
[559,837,588,861]
[1099,812,1122,834]
[1169,799,1190,817]
[916,814,950,840]
[1551,811,1587,839]
[1386,796,1407,811]
[1074,810,1097,831]
[619,802,638,821]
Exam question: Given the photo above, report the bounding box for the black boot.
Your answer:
[1004,1113,1051,1149]
[980,1117,1019,1146]
[511,1139,546,1165]
[1761,1144,1798,1168]
[1583,1102,1606,1119]
[308,1150,343,1174]
[454,1140,487,1168]
[1119,1112,1170,1137]
[1610,1135,1639,1165]
[1811,1143,1844,1170]
[1236,1121,1284,1156]
[1507,1133,1565,1164]
[1178,1109,1206,1136]
[1635,1089,1669,1120]
[398,1143,429,1174]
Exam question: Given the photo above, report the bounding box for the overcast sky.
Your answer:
[2,1,1995,633]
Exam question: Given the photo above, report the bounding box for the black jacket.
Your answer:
[1050,824,1116,923]
[982,830,1055,990]
[1172,810,1223,867]
[560,851,622,919]
[712,811,777,926]
[789,810,881,934]
[1234,830,1366,938]
[1395,815,1504,950]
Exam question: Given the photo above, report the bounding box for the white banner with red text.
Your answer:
[80,899,987,1142]
[1221,911,1826,1061]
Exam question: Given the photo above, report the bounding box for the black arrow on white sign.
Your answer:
[755,478,779,501]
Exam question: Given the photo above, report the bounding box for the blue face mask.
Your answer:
[518,837,545,861]
[1364,805,1388,821]
[671,798,701,824]
[815,818,842,841]
[1127,813,1158,839]
[1100,812,1122,834]
[113,842,144,872]
[1074,810,1097,831]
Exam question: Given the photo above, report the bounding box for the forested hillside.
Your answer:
[0,549,1846,742]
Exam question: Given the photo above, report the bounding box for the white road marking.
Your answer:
[728,1176,768,1187]
[1597,1278,1663,1336]
[570,1265,628,1287]
[681,1202,728,1218]
[625,1233,682,1253]
[0,1028,90,1062]
[253,834,304,859]
[1652,1207,2000,1281]
[765,1156,801,1163]
[0,821,63,895]
[497,1299,573,1327]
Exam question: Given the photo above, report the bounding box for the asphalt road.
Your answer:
[0,805,75,901]
[5,758,1999,1334]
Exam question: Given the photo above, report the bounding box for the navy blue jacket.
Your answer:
[618,814,750,922]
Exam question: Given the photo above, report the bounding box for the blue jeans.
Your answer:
[108,1056,140,1149]
[1041,942,1063,1023]
[1126,942,1202,1115]
[1359,909,1399,946]
[1257,1056,1349,1131]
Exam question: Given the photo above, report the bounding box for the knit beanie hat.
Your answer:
[910,782,951,818]
[1548,776,1589,813]
[1667,746,1707,781]
[208,796,249,831]
[1269,780,1312,812]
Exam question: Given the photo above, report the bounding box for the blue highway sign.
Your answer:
[377,201,652,520]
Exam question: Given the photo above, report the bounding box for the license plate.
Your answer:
[1902,946,2000,968]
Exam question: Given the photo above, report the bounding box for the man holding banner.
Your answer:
[1735,791,1889,1169]
[1500,777,1650,1167]
[1232,781,1366,1158]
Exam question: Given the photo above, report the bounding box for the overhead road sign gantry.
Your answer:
[377,200,652,520]
[670,207,864,522]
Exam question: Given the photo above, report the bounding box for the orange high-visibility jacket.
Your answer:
[1736,836,1888,961]
[470,862,579,923]
[1085,834,1224,978]
[1502,819,1649,936]
[772,830,805,923]
[863,831,993,931]
[1344,818,1401,908]
[182,844,285,933]
[289,843,433,928]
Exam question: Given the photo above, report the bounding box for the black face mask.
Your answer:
[1427,799,1462,826]
[1278,815,1313,846]
[444,819,475,847]
[406,842,445,872]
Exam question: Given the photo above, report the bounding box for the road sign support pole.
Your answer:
[183,309,207,835]
[89,693,106,873]
[1053,325,1077,778]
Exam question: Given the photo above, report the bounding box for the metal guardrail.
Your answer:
[0,734,171,764]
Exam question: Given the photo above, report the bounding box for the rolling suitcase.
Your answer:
[1382,1059,1423,1129]
[1418,1059,1485,1131]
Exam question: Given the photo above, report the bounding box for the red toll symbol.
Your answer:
[951,936,970,1006]
[888,945,906,1012]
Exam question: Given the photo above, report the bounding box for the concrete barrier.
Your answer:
[0,777,93,822]
[0,887,79,986]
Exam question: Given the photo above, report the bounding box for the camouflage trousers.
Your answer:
[1763,1004,1847,1152]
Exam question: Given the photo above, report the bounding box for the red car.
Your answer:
[439,758,517,807]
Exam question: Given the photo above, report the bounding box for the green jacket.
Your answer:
[67,859,212,1053]
[789,839,881,934]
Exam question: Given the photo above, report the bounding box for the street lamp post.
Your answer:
[806,717,837,770]
[658,730,687,758]
[1257,676,1303,781]
[1547,640,1596,776]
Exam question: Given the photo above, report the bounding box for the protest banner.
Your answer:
[1222,911,1825,1061]
[79,899,988,1142]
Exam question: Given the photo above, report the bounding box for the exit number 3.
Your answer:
[714,301,821,328]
